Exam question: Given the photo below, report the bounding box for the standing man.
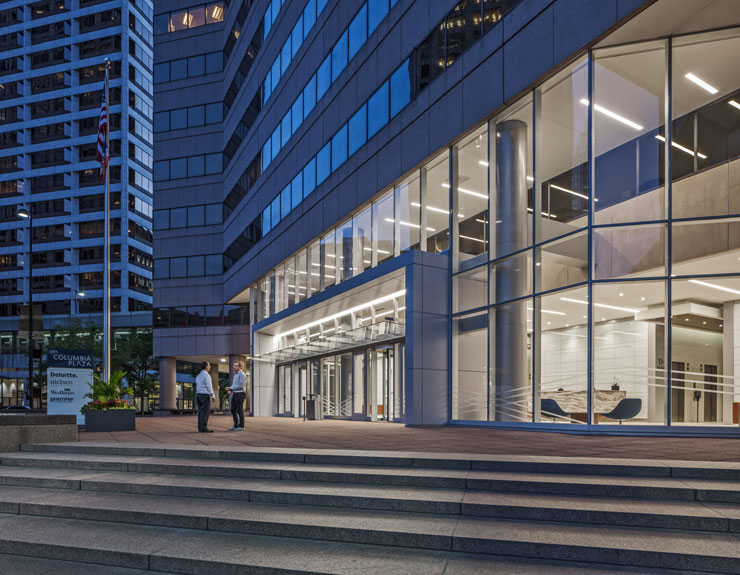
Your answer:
[195,361,215,433]
[227,360,247,431]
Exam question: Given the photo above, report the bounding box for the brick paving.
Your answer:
[77,415,740,462]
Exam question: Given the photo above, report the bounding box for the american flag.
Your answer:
[96,88,109,182]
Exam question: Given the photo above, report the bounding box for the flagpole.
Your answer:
[103,58,111,382]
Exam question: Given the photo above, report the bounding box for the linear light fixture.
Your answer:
[459,234,487,244]
[280,289,407,337]
[559,297,639,314]
[689,279,740,296]
[411,201,464,218]
[478,160,489,167]
[441,183,488,200]
[363,247,391,255]
[550,183,589,200]
[729,100,740,110]
[655,135,707,160]
[384,217,435,232]
[685,73,718,95]
[527,207,557,219]
[580,99,643,130]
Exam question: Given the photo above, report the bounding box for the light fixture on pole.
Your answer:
[99,57,112,382]
[17,207,32,407]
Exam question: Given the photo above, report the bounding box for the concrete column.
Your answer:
[209,368,219,409]
[494,120,529,422]
[158,357,176,412]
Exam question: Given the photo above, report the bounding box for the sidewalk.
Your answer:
[78,415,740,462]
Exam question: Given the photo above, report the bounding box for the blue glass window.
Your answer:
[281,41,291,76]
[205,52,223,73]
[205,255,222,276]
[349,4,367,60]
[317,57,331,101]
[154,259,169,280]
[188,256,204,277]
[292,94,303,135]
[188,105,205,127]
[348,104,367,157]
[271,127,281,161]
[291,15,303,58]
[154,112,169,132]
[262,206,271,234]
[390,0,398,6]
[262,141,271,172]
[188,206,204,227]
[188,55,205,77]
[154,210,169,231]
[170,258,187,279]
[154,63,169,83]
[170,208,187,228]
[281,114,291,147]
[368,81,389,138]
[170,59,187,81]
[368,0,388,34]
[281,185,291,219]
[263,4,273,38]
[205,153,222,174]
[303,0,316,37]
[291,173,303,208]
[153,161,169,181]
[317,0,328,14]
[304,157,316,197]
[332,30,348,82]
[317,143,331,186]
[270,58,281,91]
[304,74,317,116]
[263,76,272,103]
[188,155,205,177]
[390,58,411,118]
[205,204,221,225]
[205,103,222,124]
[271,196,280,228]
[170,158,187,179]
[170,108,187,130]
[331,124,348,172]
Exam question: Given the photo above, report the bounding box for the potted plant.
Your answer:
[82,370,136,432]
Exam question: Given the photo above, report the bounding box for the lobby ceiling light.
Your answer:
[478,161,489,167]
[689,279,740,296]
[655,135,707,159]
[459,234,487,244]
[527,207,557,219]
[559,296,638,314]
[441,183,488,200]
[729,100,740,110]
[550,183,589,200]
[580,99,643,131]
[280,289,407,337]
[384,217,435,232]
[685,73,718,95]
[411,201,464,218]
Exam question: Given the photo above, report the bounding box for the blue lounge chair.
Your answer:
[601,398,642,424]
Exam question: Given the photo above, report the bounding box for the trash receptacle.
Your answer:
[305,394,322,420]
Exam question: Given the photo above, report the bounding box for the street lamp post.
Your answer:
[17,207,32,408]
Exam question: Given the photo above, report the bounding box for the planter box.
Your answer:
[84,409,136,432]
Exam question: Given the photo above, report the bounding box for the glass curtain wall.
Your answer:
[452,28,740,427]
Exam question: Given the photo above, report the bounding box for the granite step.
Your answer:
[1,481,740,536]
[4,451,740,502]
[21,441,740,480]
[0,510,738,574]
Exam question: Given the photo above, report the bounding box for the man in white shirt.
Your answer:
[227,360,247,431]
[195,361,215,433]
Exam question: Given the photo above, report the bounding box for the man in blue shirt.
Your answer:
[195,361,215,433]
[227,360,247,431]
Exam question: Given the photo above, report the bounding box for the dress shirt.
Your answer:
[195,370,215,397]
[229,370,247,392]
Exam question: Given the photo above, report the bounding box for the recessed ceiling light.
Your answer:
[685,73,718,94]
[689,279,740,296]
[655,135,707,160]
[618,293,624,297]
[730,100,740,110]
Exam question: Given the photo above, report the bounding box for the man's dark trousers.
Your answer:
[231,391,246,428]
[196,393,211,432]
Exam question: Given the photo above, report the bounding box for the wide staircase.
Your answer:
[0,443,739,574]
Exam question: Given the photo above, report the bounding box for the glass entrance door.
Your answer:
[366,345,403,422]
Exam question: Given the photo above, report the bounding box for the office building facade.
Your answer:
[154,0,740,432]
[0,0,154,406]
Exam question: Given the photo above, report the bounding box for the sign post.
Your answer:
[46,349,94,424]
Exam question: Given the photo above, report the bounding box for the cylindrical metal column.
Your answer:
[158,357,177,412]
[494,119,529,422]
